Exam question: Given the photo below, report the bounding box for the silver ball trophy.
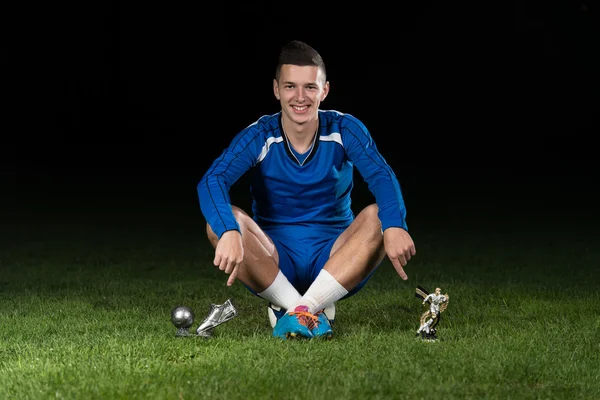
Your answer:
[170,305,195,337]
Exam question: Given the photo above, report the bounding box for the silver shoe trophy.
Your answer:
[170,305,195,337]
[196,298,238,338]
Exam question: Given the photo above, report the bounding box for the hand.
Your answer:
[383,227,416,280]
[213,230,244,286]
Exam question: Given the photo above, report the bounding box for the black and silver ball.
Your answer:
[171,305,195,337]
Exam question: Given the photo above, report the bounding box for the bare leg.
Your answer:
[325,203,386,290]
[285,204,387,315]
[206,206,279,292]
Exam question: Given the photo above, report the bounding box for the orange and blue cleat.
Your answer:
[272,306,317,339]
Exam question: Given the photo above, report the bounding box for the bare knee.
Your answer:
[206,223,218,247]
[359,204,383,244]
[206,206,252,247]
[231,205,250,220]
[362,203,380,221]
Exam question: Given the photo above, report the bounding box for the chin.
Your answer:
[290,109,316,123]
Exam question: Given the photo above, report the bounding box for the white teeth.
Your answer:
[293,106,307,111]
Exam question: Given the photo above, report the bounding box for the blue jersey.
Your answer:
[197,109,407,239]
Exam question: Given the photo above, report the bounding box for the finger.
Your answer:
[213,254,221,267]
[227,266,238,286]
[411,246,416,256]
[397,265,408,280]
[225,259,235,275]
[219,259,228,271]
[391,258,408,280]
[399,255,408,266]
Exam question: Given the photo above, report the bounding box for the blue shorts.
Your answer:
[247,225,379,299]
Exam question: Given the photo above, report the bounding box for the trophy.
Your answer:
[170,299,239,338]
[196,298,238,337]
[170,305,195,337]
[415,286,449,341]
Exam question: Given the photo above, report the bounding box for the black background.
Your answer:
[3,0,599,225]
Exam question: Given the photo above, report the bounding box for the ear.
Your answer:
[320,81,330,101]
[273,79,280,100]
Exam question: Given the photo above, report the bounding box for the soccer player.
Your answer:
[423,288,448,318]
[197,40,416,340]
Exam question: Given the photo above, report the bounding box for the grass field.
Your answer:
[1,173,599,399]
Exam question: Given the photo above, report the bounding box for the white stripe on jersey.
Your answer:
[319,132,343,146]
[257,136,284,163]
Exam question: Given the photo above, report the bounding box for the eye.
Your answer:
[284,85,294,89]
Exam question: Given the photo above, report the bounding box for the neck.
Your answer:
[282,116,318,138]
[281,115,318,154]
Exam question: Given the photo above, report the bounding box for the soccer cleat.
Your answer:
[268,302,335,328]
[311,310,334,339]
[322,302,336,325]
[267,303,287,328]
[272,306,317,339]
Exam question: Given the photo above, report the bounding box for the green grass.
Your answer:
[1,205,599,399]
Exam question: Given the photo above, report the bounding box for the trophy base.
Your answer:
[418,334,438,342]
[175,328,214,338]
[175,327,192,337]
[196,328,213,338]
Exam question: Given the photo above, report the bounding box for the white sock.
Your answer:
[257,270,302,310]
[288,269,349,314]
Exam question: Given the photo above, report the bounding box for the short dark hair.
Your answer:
[275,40,326,81]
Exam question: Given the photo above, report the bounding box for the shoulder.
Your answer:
[230,112,282,149]
[319,109,369,136]
[241,112,282,137]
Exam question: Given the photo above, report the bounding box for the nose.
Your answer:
[295,87,305,103]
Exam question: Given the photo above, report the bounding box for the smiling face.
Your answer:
[273,64,329,128]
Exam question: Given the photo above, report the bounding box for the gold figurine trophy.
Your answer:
[415,286,449,341]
